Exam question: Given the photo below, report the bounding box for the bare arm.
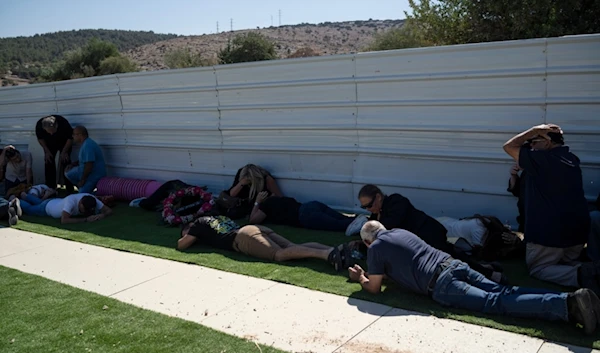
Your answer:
[100,205,113,217]
[265,176,283,197]
[229,182,245,197]
[503,124,560,162]
[177,234,197,250]
[249,204,267,224]
[61,211,87,224]
[358,273,383,294]
[349,265,383,294]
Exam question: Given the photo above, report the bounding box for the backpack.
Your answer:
[454,214,525,262]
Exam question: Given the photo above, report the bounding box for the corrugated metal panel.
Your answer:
[0,34,598,225]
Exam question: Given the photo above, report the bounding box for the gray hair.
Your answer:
[360,220,386,243]
[42,116,57,129]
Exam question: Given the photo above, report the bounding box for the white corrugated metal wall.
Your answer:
[1,34,599,225]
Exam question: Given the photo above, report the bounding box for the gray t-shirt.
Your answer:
[367,229,450,295]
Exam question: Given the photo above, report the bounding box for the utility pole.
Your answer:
[278,9,281,26]
[230,18,233,32]
[271,15,273,27]
[216,21,219,33]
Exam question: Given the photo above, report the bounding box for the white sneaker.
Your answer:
[345,214,369,236]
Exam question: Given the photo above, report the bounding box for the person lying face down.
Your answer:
[18,192,112,224]
[348,221,600,336]
[178,215,353,272]
[248,192,368,236]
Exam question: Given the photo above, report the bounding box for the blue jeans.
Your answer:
[65,167,103,194]
[589,211,600,262]
[432,260,569,322]
[298,201,353,232]
[20,194,51,217]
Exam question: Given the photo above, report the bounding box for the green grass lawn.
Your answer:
[10,203,600,349]
[0,265,285,353]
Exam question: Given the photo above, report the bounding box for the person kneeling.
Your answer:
[19,192,112,224]
[348,220,600,335]
[178,215,350,271]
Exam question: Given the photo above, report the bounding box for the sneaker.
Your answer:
[568,288,598,335]
[10,198,22,217]
[345,215,368,236]
[7,207,18,226]
[579,263,600,298]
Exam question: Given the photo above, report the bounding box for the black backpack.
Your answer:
[454,214,525,262]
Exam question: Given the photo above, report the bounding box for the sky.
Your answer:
[1,0,411,38]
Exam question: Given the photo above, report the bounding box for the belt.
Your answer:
[427,257,454,295]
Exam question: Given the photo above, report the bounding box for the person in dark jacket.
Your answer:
[224,164,283,219]
[503,124,595,290]
[35,115,74,192]
[357,184,505,284]
[507,163,526,232]
[349,220,600,336]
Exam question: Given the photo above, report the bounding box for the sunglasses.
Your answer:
[360,197,376,209]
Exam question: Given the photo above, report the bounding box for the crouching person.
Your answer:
[178,215,350,271]
[19,192,112,224]
[348,220,600,335]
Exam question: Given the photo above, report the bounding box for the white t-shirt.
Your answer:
[45,193,104,219]
[436,216,488,246]
[28,184,51,198]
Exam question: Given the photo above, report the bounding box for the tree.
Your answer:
[218,32,277,64]
[367,23,432,51]
[164,48,209,69]
[41,38,138,81]
[405,0,600,45]
[287,47,321,58]
[98,56,139,75]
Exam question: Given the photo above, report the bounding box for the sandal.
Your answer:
[328,247,343,272]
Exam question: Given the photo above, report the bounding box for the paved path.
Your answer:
[0,227,597,353]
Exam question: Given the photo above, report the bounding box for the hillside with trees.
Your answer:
[0,29,178,80]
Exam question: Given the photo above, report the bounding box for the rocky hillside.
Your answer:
[126,19,404,71]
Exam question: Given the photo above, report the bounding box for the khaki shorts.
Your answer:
[232,225,292,261]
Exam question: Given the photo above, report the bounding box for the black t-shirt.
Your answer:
[519,145,590,247]
[507,170,527,232]
[369,193,447,248]
[259,196,302,226]
[185,216,240,251]
[367,229,450,295]
[35,115,73,149]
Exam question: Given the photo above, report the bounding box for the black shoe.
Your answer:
[7,207,18,226]
[568,288,598,335]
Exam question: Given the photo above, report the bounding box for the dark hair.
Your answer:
[4,147,18,159]
[80,196,97,216]
[547,131,564,145]
[358,184,382,199]
[74,125,89,138]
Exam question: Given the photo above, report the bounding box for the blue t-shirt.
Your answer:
[519,145,590,247]
[78,138,107,180]
[367,229,450,295]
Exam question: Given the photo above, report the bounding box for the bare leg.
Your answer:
[273,245,331,262]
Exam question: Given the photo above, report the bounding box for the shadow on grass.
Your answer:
[12,203,600,349]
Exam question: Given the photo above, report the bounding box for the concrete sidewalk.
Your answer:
[0,227,597,353]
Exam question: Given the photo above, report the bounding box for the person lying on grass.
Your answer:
[178,215,352,272]
[348,220,600,336]
[18,192,112,224]
[248,191,368,236]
